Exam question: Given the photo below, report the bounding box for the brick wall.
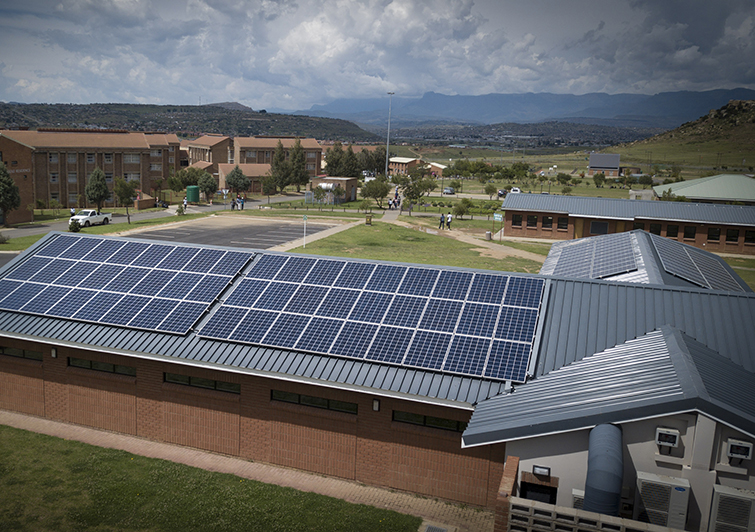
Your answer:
[495,455,520,532]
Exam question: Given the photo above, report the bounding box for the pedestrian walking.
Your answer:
[439,213,445,230]
[446,212,452,230]
[183,197,188,210]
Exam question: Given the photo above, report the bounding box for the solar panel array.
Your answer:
[199,254,545,382]
[649,233,744,292]
[552,232,638,279]
[0,234,253,333]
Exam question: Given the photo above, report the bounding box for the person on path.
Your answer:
[439,213,445,230]
[446,212,452,230]
[183,197,188,211]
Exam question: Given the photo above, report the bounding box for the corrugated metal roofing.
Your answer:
[653,174,755,203]
[502,193,755,226]
[588,153,620,169]
[463,326,755,447]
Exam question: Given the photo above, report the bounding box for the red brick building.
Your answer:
[234,137,322,177]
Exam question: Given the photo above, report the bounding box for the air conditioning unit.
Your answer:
[634,471,690,530]
[572,488,585,510]
[708,484,755,532]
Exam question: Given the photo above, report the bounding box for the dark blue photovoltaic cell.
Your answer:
[443,336,490,375]
[495,307,538,342]
[185,275,230,303]
[158,301,206,333]
[456,303,499,337]
[6,256,53,281]
[274,256,317,283]
[46,288,97,318]
[382,295,427,328]
[349,292,393,323]
[296,317,343,352]
[60,237,102,259]
[73,292,125,322]
[503,277,544,308]
[365,326,414,364]
[333,262,375,289]
[157,272,203,299]
[156,246,199,271]
[398,267,438,296]
[130,269,178,296]
[21,285,72,314]
[101,295,151,325]
[0,283,46,310]
[303,259,345,286]
[467,274,508,304]
[208,250,253,276]
[0,279,23,299]
[229,309,278,343]
[127,298,180,329]
[183,248,225,273]
[104,267,150,293]
[329,322,378,357]
[224,278,269,307]
[198,306,249,340]
[404,331,451,370]
[78,264,126,289]
[418,299,463,333]
[262,313,311,347]
[81,239,126,263]
[283,285,329,314]
[132,244,175,268]
[315,288,360,319]
[54,261,100,287]
[108,241,151,265]
[365,264,406,293]
[485,340,530,382]
[247,254,289,279]
[37,234,80,257]
[254,282,298,311]
[28,259,76,283]
[432,270,473,300]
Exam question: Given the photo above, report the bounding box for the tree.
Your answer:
[453,198,475,219]
[360,176,391,209]
[270,140,291,192]
[288,139,309,192]
[312,186,327,209]
[592,172,606,188]
[561,186,572,195]
[226,165,250,194]
[371,146,387,176]
[261,174,277,200]
[176,167,208,189]
[197,171,217,203]
[85,167,110,214]
[325,142,344,176]
[393,166,436,215]
[484,183,498,199]
[332,185,345,205]
[113,177,138,224]
[660,189,688,202]
[638,174,654,188]
[0,162,21,226]
[556,173,570,185]
[341,146,360,178]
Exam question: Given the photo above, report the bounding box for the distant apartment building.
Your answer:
[389,157,422,176]
[0,129,179,224]
[184,135,232,178]
[233,136,322,177]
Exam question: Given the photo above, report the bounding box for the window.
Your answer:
[124,153,140,164]
[393,411,467,432]
[87,153,95,164]
[307,152,316,159]
[0,151,3,161]
[49,153,58,163]
[50,173,58,183]
[306,164,315,171]
[726,229,740,243]
[50,192,59,203]
[104,153,112,164]
[168,146,174,152]
[105,172,113,182]
[150,149,162,157]
[708,227,721,242]
[649,223,662,235]
[68,193,78,205]
[527,215,538,228]
[746,230,755,244]
[542,216,553,229]
[557,217,568,230]
[271,389,357,414]
[69,357,135,376]
[246,150,256,158]
[67,172,77,184]
[683,226,696,240]
[512,214,523,227]
[169,157,174,164]
[67,153,77,163]
[165,372,240,394]
[633,222,645,231]
[150,163,162,171]
[590,221,609,235]
[1,345,43,360]
[125,173,140,182]
[666,225,679,238]
[265,151,270,158]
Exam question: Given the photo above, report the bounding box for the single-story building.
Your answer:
[389,157,421,176]
[217,163,268,194]
[587,153,621,177]
[654,174,755,205]
[502,193,755,255]
[310,176,358,202]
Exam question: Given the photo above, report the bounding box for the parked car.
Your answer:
[497,189,506,198]
[510,187,522,193]
[69,210,112,227]
[443,187,455,194]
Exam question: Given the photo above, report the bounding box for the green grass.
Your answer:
[292,222,543,273]
[0,425,421,532]
[0,234,47,251]
[724,257,755,291]
[495,240,553,257]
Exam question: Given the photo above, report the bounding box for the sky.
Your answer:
[0,0,753,111]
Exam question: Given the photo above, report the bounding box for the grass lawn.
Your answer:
[0,425,421,532]
[292,222,543,273]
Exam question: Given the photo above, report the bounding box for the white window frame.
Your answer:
[150,149,162,157]
[87,153,95,164]
[150,163,162,171]
[125,172,140,182]
[104,153,113,164]
[67,172,77,184]
[49,153,58,163]
[105,172,113,182]
[67,153,77,163]
[124,153,140,164]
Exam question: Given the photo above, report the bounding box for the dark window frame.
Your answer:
[69,357,135,376]
[512,214,523,227]
[745,230,755,244]
[1,346,42,361]
[707,227,721,242]
[666,225,679,238]
[590,221,609,235]
[542,216,553,229]
[392,410,467,433]
[557,217,568,230]
[683,226,696,240]
[526,215,538,228]
[164,372,239,393]
[649,223,662,235]
[726,229,740,243]
[271,389,357,414]
[633,222,645,231]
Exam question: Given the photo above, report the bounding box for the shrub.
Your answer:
[68,220,81,233]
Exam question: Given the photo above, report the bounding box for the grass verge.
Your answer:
[0,425,421,532]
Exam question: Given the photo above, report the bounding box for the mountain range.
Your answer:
[291,88,755,131]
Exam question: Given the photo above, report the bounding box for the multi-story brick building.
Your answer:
[184,135,232,178]
[233,136,322,177]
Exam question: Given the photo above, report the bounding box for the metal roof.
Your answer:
[588,153,620,169]
[462,326,755,447]
[502,193,755,226]
[653,174,755,203]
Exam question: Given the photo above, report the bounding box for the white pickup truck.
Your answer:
[69,210,112,227]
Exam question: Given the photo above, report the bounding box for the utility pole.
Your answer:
[384,92,394,178]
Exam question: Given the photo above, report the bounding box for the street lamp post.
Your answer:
[384,92,394,179]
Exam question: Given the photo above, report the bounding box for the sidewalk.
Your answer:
[0,410,494,532]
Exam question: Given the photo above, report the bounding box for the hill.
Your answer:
[0,102,378,142]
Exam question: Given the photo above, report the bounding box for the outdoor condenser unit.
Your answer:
[634,471,690,530]
[708,484,755,532]
[572,488,585,510]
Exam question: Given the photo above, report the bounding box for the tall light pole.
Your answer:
[384,92,394,178]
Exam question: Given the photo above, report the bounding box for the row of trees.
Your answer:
[324,143,388,178]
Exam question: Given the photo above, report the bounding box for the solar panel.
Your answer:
[485,341,531,381]
[418,299,463,333]
[404,330,452,370]
[398,267,438,296]
[22,285,72,314]
[551,232,638,280]
[349,292,393,323]
[274,256,317,283]
[432,270,473,300]
[330,322,378,357]
[229,309,278,344]
[334,262,375,289]
[365,264,406,293]
[36,234,80,257]
[382,295,427,327]
[444,336,490,375]
[296,317,343,352]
